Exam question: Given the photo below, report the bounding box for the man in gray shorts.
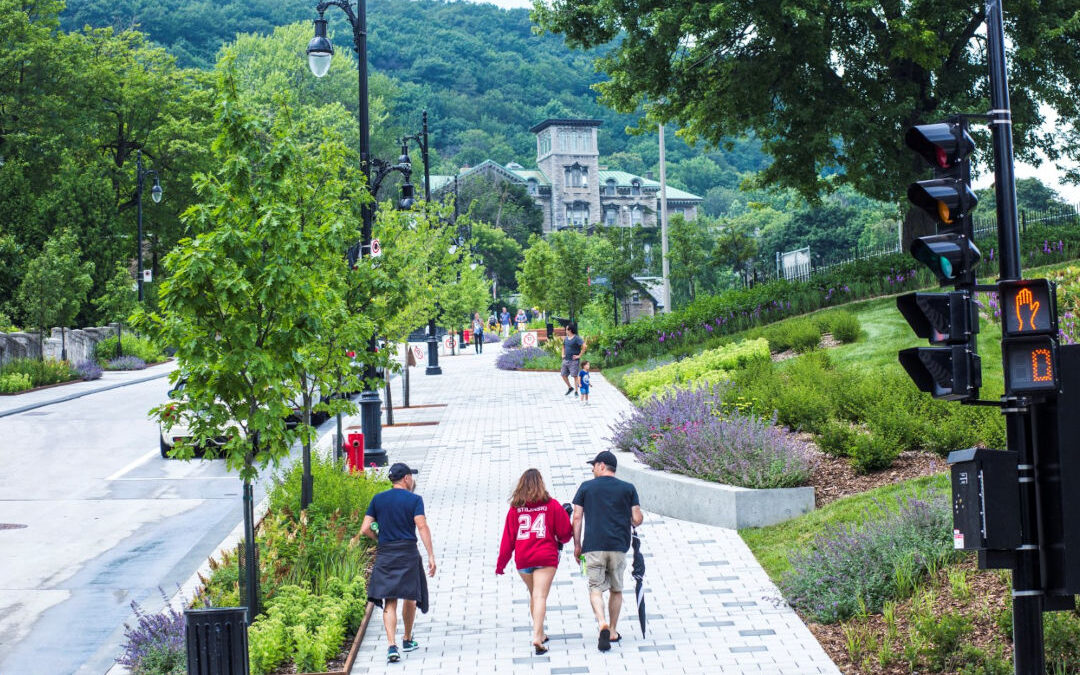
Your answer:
[572,450,643,651]
[560,322,586,397]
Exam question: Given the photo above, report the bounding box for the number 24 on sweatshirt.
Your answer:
[496,498,573,573]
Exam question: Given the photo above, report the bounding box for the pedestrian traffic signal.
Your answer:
[999,279,1059,395]
[905,120,980,286]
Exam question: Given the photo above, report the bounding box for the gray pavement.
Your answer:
[349,347,839,674]
[0,360,177,418]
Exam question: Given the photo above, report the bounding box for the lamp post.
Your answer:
[135,150,162,303]
[403,110,440,373]
[309,0,418,468]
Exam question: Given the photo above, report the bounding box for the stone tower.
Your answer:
[531,119,602,230]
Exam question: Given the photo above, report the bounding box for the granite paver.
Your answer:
[352,346,839,675]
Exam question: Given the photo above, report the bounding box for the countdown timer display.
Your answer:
[1004,337,1058,392]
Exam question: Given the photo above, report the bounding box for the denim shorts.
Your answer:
[518,566,541,574]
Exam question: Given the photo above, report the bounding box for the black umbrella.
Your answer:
[631,527,646,637]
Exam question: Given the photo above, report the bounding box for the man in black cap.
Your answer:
[571,450,643,651]
[361,463,437,664]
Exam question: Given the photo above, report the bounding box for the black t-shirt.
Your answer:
[365,488,425,543]
[563,334,584,359]
[572,476,639,553]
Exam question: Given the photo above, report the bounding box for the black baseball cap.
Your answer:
[587,450,618,470]
[388,463,418,482]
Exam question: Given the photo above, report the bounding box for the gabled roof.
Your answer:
[429,160,530,195]
[529,118,603,134]
[508,168,550,185]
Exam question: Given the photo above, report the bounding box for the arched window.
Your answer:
[564,164,587,188]
[604,179,617,197]
[527,178,538,195]
[566,202,589,227]
[631,205,644,226]
[603,206,618,226]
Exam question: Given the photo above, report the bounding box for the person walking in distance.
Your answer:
[578,361,591,405]
[560,322,586,397]
[499,306,511,338]
[496,469,573,654]
[572,451,643,652]
[472,312,485,354]
[361,463,437,664]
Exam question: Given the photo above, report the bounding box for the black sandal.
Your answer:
[534,643,549,655]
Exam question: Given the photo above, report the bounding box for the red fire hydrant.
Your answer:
[344,431,364,473]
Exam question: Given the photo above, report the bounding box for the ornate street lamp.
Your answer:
[135,150,162,303]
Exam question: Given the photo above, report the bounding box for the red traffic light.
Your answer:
[905,123,975,171]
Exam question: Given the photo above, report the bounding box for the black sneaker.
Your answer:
[388,646,400,663]
[565,387,574,396]
[574,389,579,398]
[402,638,419,652]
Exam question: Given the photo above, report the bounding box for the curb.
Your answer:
[617,453,816,529]
[0,368,174,419]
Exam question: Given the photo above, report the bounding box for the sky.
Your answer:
[462,0,1078,204]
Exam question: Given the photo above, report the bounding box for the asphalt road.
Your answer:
[0,376,296,675]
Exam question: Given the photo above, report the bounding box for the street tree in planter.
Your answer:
[17,229,94,361]
[589,225,646,324]
[135,59,369,616]
[436,246,490,355]
[517,234,556,331]
[94,263,138,358]
[548,229,591,324]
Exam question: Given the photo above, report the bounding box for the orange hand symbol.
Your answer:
[1014,288,1041,331]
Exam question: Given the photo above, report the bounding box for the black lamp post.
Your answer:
[308,0,411,468]
[135,150,162,303]
[401,112,442,375]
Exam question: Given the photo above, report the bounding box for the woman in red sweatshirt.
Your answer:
[496,468,573,654]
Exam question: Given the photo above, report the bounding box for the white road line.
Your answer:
[104,450,158,481]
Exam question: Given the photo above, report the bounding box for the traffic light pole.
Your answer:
[987,1,1044,671]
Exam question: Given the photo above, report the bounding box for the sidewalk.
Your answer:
[352,347,839,674]
[0,360,177,417]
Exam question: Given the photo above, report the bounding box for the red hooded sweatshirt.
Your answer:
[496,498,573,573]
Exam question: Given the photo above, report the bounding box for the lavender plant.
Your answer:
[483,331,500,343]
[115,590,185,675]
[495,346,545,370]
[74,359,103,381]
[106,355,147,370]
[781,492,956,624]
[501,331,522,349]
[610,385,813,489]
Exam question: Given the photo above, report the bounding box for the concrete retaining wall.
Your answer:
[0,326,117,366]
[617,453,815,529]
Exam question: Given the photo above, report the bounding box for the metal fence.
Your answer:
[765,202,1080,286]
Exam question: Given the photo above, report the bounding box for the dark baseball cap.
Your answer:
[587,450,618,470]
[388,463,418,482]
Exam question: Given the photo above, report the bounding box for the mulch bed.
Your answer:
[802,437,947,508]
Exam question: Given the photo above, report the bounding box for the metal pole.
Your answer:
[242,474,259,619]
[987,1,1044,671]
[136,151,144,303]
[425,111,441,376]
[353,0,385,467]
[658,123,671,312]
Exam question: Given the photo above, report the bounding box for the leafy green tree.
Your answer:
[712,218,760,289]
[667,215,714,308]
[17,229,95,360]
[589,225,646,324]
[456,174,544,248]
[534,1,1080,204]
[547,230,592,322]
[436,252,490,355]
[977,177,1072,217]
[472,221,523,295]
[94,263,138,358]
[517,235,556,317]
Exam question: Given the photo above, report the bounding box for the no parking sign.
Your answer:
[412,344,425,361]
[521,331,538,348]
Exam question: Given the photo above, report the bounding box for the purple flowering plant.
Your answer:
[609,385,813,489]
[115,589,186,674]
[74,359,103,381]
[495,346,546,370]
[106,355,147,371]
[780,492,956,624]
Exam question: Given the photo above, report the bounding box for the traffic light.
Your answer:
[905,121,980,286]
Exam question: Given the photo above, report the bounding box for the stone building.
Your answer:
[431,118,702,233]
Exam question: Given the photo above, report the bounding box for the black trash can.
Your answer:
[185,607,250,675]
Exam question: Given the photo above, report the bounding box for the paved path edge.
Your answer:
[0,369,174,419]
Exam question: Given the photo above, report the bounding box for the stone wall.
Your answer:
[0,325,117,366]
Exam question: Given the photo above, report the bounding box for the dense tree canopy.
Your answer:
[534,0,1080,202]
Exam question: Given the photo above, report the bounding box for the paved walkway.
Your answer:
[0,360,176,418]
[352,345,838,674]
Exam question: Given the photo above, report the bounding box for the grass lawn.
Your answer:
[739,472,950,582]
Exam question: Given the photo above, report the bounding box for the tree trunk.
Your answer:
[116,323,123,358]
[242,450,260,618]
[301,387,313,510]
[384,375,394,425]
[61,326,66,362]
[403,344,410,408]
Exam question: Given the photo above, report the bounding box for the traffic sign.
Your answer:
[370,238,382,257]
[412,345,424,361]
[522,331,538,348]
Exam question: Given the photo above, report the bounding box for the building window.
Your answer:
[538,133,551,157]
[566,201,589,227]
[564,164,587,188]
[527,178,538,195]
[604,179,617,197]
[603,207,618,226]
[632,291,640,303]
[631,180,641,196]
[631,205,643,226]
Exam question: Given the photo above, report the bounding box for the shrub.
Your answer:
[501,332,521,349]
[495,346,545,370]
[94,334,166,364]
[74,360,103,381]
[850,432,901,474]
[115,592,185,675]
[611,384,813,489]
[760,318,822,353]
[825,310,861,343]
[521,353,562,370]
[0,372,33,393]
[781,492,957,623]
[106,355,148,370]
[622,338,770,400]
[483,331,500,343]
[0,357,77,386]
[1044,609,1080,674]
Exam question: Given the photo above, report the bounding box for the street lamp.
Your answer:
[135,150,162,303]
[401,112,443,376]
[309,0,421,468]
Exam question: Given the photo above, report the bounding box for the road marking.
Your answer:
[105,450,158,481]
